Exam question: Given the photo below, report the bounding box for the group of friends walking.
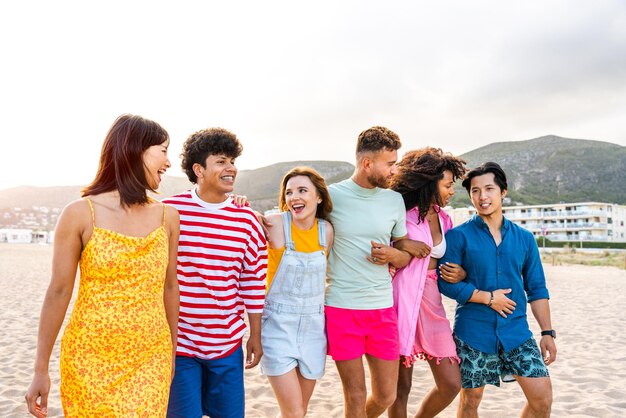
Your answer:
[25,114,557,418]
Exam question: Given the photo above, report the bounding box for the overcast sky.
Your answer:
[1,0,625,190]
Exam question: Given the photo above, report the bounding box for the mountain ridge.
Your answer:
[1,136,624,221]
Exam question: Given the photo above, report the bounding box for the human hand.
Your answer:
[540,335,557,365]
[25,372,50,418]
[230,194,250,208]
[368,241,395,265]
[490,288,517,318]
[245,335,263,369]
[412,240,431,258]
[439,262,466,283]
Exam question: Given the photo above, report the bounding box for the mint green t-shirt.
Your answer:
[326,178,407,309]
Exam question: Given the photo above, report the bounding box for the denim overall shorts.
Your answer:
[260,211,328,379]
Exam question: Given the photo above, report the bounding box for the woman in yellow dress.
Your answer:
[25,114,180,417]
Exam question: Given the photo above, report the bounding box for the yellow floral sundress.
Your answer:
[60,199,172,417]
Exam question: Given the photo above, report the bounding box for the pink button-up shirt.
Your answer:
[392,206,453,358]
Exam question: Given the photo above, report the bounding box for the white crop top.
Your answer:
[430,215,447,259]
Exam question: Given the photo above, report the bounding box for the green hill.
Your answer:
[450,135,626,207]
[0,161,354,214]
[2,136,625,219]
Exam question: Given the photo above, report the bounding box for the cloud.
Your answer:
[0,0,625,189]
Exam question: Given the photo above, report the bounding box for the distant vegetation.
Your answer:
[536,237,626,250]
[0,161,354,216]
[450,135,626,208]
[1,135,625,219]
[540,248,626,270]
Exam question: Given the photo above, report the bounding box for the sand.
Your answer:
[1,244,624,417]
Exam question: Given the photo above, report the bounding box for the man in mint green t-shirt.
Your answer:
[326,126,412,417]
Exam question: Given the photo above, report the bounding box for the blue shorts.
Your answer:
[454,335,549,389]
[167,346,244,418]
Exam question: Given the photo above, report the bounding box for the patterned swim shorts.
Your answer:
[454,335,549,389]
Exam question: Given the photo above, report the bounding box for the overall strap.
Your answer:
[85,198,95,227]
[317,218,326,249]
[281,211,295,251]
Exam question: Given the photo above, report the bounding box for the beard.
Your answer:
[367,172,390,189]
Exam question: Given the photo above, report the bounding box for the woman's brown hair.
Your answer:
[278,166,333,220]
[82,114,169,206]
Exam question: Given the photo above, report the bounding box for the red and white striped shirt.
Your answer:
[163,190,267,360]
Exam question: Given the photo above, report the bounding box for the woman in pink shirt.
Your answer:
[388,147,467,418]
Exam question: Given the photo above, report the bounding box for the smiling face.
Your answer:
[366,149,398,189]
[469,172,507,218]
[194,153,237,202]
[436,169,455,207]
[284,175,322,224]
[142,139,171,189]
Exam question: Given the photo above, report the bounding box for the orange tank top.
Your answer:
[266,218,325,289]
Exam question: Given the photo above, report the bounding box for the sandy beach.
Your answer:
[1,244,624,417]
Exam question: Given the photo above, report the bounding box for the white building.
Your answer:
[0,229,33,243]
[451,202,626,242]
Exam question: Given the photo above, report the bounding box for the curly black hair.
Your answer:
[180,127,243,183]
[390,147,467,222]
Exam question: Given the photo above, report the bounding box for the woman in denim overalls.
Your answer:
[260,167,334,417]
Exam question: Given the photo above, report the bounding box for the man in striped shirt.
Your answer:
[163,128,267,418]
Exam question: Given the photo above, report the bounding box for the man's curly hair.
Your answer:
[356,126,401,155]
[180,127,243,183]
[390,147,467,222]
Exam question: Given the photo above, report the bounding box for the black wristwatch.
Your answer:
[541,330,556,339]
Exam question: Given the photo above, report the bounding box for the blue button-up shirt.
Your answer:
[438,215,549,354]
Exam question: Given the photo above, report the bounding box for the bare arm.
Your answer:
[25,202,85,417]
[530,298,557,365]
[164,205,180,379]
[394,238,431,259]
[324,220,334,256]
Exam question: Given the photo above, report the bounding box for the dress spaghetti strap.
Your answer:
[85,198,95,226]
[162,203,167,226]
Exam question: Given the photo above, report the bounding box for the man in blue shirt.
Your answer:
[439,162,557,418]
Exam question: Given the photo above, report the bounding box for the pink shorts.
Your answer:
[325,306,400,361]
